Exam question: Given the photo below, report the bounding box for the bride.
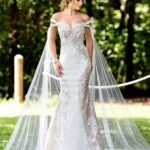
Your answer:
[4,0,150,150]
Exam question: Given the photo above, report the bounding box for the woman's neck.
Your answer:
[63,7,78,16]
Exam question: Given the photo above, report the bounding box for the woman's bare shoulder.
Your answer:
[51,12,62,21]
[79,13,91,22]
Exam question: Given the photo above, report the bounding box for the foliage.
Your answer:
[0,0,55,98]
[92,1,150,90]
[0,0,150,98]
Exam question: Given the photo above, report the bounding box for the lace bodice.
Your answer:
[50,18,92,47]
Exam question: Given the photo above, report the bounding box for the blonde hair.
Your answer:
[60,0,70,11]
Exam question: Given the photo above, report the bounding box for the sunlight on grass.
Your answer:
[94,101,150,118]
[1,98,150,118]
[0,97,58,117]
[0,98,23,117]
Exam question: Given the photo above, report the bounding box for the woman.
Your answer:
[4,0,150,150]
[44,0,103,149]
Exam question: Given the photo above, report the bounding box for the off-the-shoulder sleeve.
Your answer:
[84,19,92,28]
[50,18,58,27]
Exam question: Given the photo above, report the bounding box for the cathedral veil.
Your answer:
[4,19,150,150]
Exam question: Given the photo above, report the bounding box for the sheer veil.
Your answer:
[4,18,150,150]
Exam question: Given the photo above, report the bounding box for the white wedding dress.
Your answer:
[44,19,103,150]
[4,17,150,150]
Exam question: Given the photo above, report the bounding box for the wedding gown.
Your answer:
[43,19,103,150]
[4,17,150,150]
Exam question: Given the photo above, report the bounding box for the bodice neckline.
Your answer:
[55,21,85,28]
[50,18,92,28]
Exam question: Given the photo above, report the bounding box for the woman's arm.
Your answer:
[49,15,58,62]
[49,13,63,77]
[83,15,93,63]
[85,27,93,63]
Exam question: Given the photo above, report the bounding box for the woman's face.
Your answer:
[69,0,83,10]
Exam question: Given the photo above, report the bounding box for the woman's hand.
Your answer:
[53,60,64,77]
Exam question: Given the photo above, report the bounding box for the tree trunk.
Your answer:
[125,0,136,92]
[8,0,20,98]
[119,0,127,29]
[86,0,93,16]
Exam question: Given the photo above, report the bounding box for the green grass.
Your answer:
[0,99,150,149]
[134,117,150,144]
[0,117,150,150]
[0,117,17,150]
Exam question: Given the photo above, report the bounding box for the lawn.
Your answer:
[0,117,17,150]
[0,99,150,150]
